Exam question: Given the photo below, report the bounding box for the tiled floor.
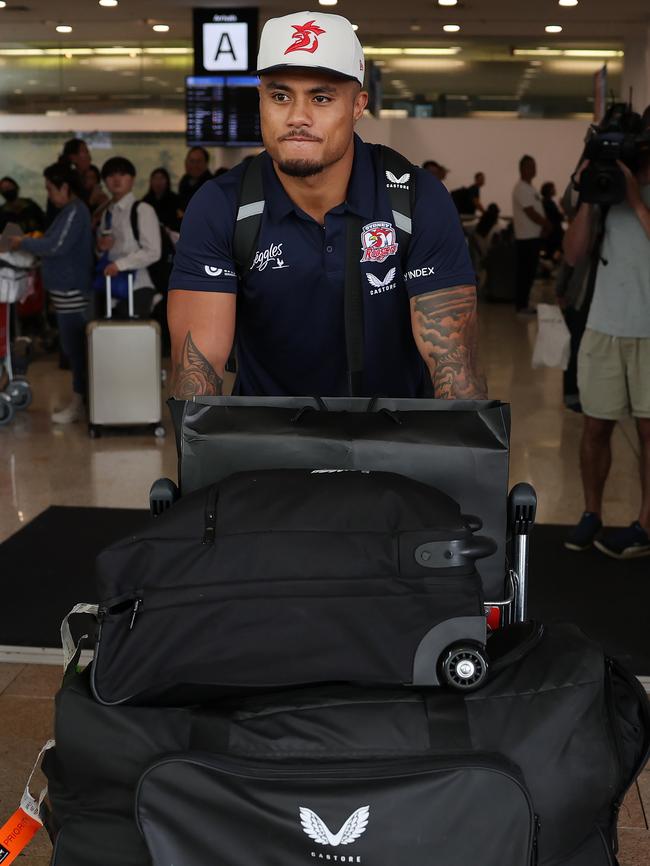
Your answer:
[0,285,648,863]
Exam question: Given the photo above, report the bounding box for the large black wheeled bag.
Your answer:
[91,469,495,706]
[44,623,650,866]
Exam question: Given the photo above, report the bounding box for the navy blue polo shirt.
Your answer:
[170,135,475,397]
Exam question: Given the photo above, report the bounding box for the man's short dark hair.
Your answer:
[422,160,439,171]
[101,156,136,180]
[187,146,209,163]
[0,176,19,190]
[519,155,534,172]
[540,181,555,197]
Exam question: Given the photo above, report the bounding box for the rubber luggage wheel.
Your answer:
[0,393,15,426]
[440,643,488,692]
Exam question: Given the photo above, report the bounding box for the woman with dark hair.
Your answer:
[143,167,181,232]
[9,162,93,423]
[84,165,109,212]
[60,138,92,175]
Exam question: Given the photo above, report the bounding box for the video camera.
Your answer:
[578,102,650,205]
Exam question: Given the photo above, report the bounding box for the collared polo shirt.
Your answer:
[170,135,476,397]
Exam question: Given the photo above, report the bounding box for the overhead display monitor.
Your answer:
[186,75,262,147]
[193,8,259,75]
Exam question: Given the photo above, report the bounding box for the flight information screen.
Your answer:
[186,75,262,147]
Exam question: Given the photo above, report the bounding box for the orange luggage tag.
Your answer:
[0,740,54,864]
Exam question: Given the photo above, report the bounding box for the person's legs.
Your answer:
[638,418,650,532]
[563,304,588,408]
[515,239,540,312]
[52,309,87,423]
[580,416,616,515]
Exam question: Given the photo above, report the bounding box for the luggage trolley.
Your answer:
[0,251,36,426]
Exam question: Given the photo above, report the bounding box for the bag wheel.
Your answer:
[0,393,15,426]
[7,378,32,410]
[440,643,488,692]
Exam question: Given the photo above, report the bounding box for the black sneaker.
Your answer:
[594,522,650,560]
[564,512,602,551]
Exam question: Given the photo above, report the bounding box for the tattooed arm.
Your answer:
[411,285,488,399]
[167,290,236,397]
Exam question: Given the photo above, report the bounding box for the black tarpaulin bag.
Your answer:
[91,469,496,706]
[169,396,510,599]
[44,623,650,866]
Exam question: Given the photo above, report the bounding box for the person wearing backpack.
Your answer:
[168,11,485,400]
[97,156,161,318]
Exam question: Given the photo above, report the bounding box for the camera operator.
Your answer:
[563,106,650,559]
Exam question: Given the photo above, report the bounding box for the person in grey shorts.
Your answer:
[563,110,650,559]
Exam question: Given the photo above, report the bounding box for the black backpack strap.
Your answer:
[344,213,365,396]
[378,145,416,266]
[130,200,140,243]
[233,153,266,277]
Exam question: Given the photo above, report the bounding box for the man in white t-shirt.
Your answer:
[512,155,551,314]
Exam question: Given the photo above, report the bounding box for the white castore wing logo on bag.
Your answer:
[300,806,370,847]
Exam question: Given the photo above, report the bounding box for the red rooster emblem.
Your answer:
[284,20,326,55]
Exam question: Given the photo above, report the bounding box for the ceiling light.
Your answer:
[56,25,73,33]
[318,0,338,5]
[152,23,170,32]
[513,47,623,58]
[438,0,458,5]
[545,25,563,33]
[99,0,119,5]
[68,86,77,92]
[558,0,578,5]
[143,47,192,54]
[402,46,461,55]
[13,89,23,94]
[352,24,359,31]
[0,2,7,8]
[443,24,460,32]
[410,23,421,31]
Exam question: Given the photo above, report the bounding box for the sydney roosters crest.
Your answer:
[284,20,326,55]
[360,222,399,264]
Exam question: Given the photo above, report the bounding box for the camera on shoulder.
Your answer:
[578,102,650,205]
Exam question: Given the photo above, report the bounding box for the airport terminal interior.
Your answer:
[1,0,650,864]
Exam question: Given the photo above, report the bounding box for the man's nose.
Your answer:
[286,97,313,127]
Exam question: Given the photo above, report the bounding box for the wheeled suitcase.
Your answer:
[86,274,163,437]
[44,622,650,866]
[90,469,497,706]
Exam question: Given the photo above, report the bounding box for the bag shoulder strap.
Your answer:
[129,200,141,243]
[377,144,416,265]
[233,154,266,278]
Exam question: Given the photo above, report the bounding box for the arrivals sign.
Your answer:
[193,8,258,74]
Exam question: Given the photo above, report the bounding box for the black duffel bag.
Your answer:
[44,623,650,866]
[167,397,510,598]
[91,469,495,706]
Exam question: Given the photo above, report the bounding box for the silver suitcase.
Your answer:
[87,274,163,437]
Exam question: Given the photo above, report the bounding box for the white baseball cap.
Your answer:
[257,11,365,86]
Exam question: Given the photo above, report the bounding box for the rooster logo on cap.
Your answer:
[284,20,326,55]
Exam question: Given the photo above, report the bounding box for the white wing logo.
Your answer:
[386,171,410,184]
[366,267,397,288]
[299,806,370,847]
[204,265,223,276]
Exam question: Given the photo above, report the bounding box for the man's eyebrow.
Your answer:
[265,81,338,95]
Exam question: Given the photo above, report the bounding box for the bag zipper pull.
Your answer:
[129,598,142,631]
[202,485,219,544]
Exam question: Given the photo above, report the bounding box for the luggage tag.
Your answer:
[0,740,54,864]
[60,603,99,674]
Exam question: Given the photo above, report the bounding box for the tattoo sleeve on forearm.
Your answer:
[412,286,488,399]
[172,331,223,398]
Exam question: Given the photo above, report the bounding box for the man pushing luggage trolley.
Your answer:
[168,12,486,401]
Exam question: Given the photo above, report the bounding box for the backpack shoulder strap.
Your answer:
[233,154,266,278]
[377,145,416,264]
[129,200,141,243]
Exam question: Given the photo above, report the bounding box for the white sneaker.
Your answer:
[51,394,85,424]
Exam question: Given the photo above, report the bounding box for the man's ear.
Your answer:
[354,89,369,122]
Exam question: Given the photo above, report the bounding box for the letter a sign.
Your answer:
[203,23,248,71]
[193,8,258,74]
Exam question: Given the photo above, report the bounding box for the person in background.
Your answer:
[84,165,109,212]
[467,172,486,214]
[143,167,181,232]
[512,154,551,316]
[422,159,448,184]
[178,147,212,217]
[98,156,161,318]
[0,177,45,233]
[540,181,565,262]
[8,163,92,423]
[45,137,93,226]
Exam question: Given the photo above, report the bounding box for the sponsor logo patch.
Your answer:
[204,265,237,278]
[300,806,370,847]
[385,170,410,189]
[285,21,326,55]
[405,266,435,280]
[366,267,397,296]
[252,242,290,271]
[360,222,398,264]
